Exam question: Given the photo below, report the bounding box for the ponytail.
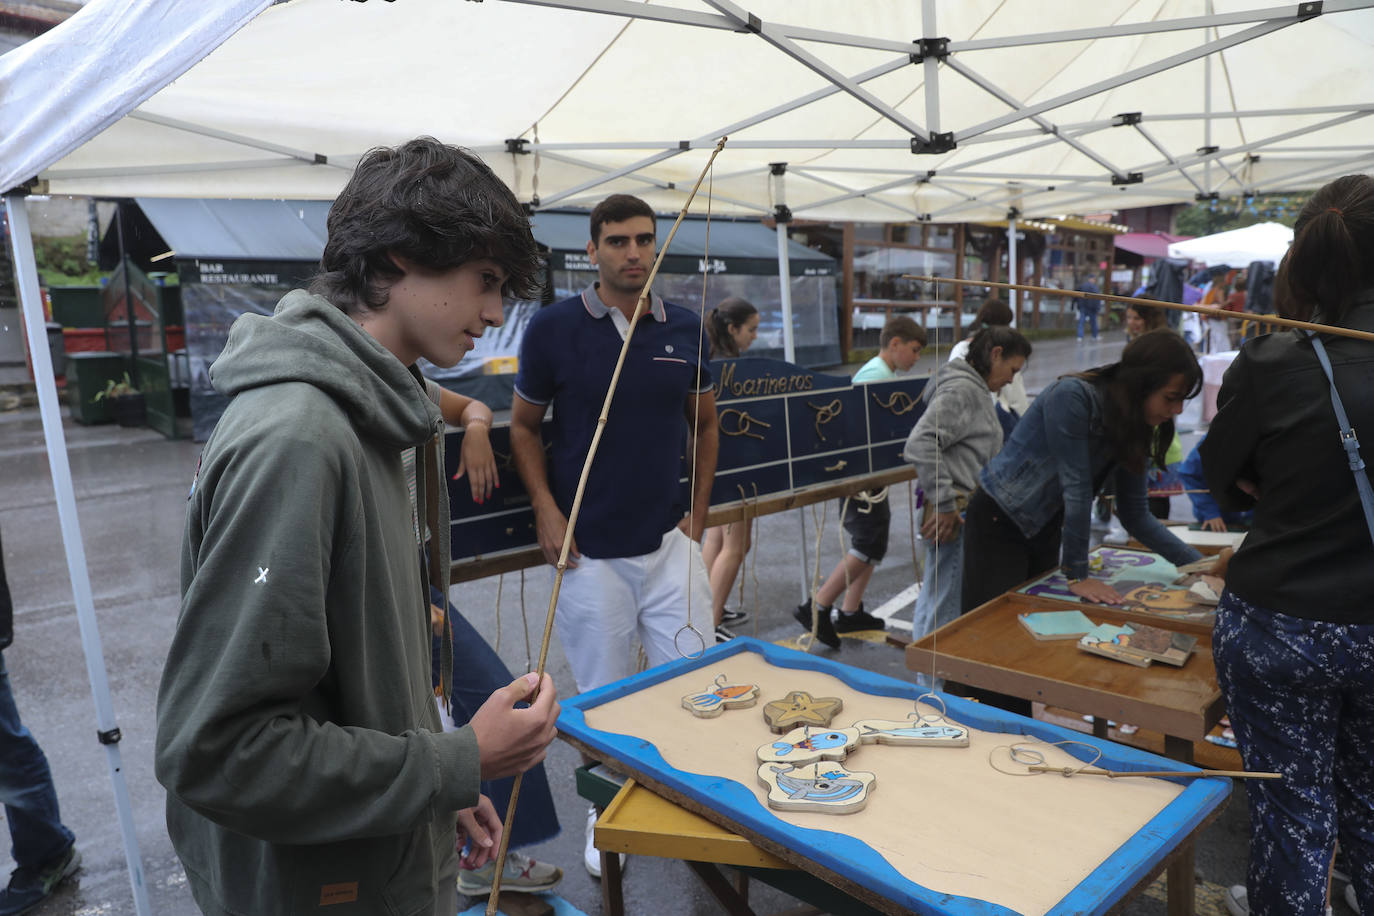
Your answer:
[706,297,758,358]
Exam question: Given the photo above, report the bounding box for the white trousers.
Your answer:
[554,527,714,693]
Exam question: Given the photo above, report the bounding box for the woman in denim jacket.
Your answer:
[961,329,1204,619]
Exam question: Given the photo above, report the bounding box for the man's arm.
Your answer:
[680,388,719,542]
[510,395,577,566]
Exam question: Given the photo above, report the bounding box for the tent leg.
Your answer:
[1007,214,1019,327]
[776,221,795,364]
[4,192,153,916]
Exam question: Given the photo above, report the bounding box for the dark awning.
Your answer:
[104,199,833,275]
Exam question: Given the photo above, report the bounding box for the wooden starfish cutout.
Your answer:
[762,690,844,734]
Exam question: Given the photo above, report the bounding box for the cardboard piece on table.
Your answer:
[756,761,875,814]
[1117,624,1197,667]
[1017,610,1097,641]
[681,674,760,718]
[1077,623,1153,668]
[853,717,970,748]
[756,725,861,765]
[762,690,844,733]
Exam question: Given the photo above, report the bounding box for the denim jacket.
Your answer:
[979,376,1201,579]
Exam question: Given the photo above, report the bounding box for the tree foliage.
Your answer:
[1174,193,1311,237]
[34,234,105,286]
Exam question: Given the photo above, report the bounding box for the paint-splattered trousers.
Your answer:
[1213,589,1374,916]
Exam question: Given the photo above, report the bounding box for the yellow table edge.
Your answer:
[595,778,791,870]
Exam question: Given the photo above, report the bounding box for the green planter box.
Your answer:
[66,352,128,424]
[48,286,105,328]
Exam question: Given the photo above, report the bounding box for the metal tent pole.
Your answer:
[4,192,152,916]
[770,163,796,364]
[1007,209,1019,326]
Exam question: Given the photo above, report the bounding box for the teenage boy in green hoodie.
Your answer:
[155,138,560,916]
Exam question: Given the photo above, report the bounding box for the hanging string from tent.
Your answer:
[676,149,719,661]
[484,136,729,916]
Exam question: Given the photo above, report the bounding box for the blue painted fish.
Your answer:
[851,717,969,747]
[859,723,964,741]
[772,730,851,757]
[768,765,866,803]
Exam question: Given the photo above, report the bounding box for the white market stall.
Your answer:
[1167,220,1295,266]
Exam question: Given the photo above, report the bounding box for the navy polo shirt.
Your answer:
[514,285,711,559]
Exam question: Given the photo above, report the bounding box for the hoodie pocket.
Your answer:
[286,830,435,915]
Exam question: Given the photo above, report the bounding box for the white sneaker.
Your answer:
[1224,885,1248,916]
[1349,883,1362,915]
[583,806,626,879]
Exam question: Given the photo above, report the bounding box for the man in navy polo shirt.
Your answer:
[510,194,718,876]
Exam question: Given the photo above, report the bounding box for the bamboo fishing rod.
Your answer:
[904,275,1374,344]
[1027,764,1281,780]
[485,136,729,915]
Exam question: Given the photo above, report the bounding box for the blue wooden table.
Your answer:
[557,638,1230,916]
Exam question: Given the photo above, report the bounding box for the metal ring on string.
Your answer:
[674,623,708,660]
[988,739,1104,777]
[912,691,950,724]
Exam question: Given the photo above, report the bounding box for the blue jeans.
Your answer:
[911,534,963,690]
[430,588,560,850]
[911,533,962,640]
[1213,591,1374,916]
[0,652,74,869]
[1076,306,1100,339]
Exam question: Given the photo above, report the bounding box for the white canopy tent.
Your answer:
[1166,219,1295,265]
[4,2,1374,909]
[4,0,1374,220]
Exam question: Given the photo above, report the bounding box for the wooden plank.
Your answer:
[450,466,915,583]
[595,779,790,869]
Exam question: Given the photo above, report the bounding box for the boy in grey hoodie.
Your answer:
[155,138,560,916]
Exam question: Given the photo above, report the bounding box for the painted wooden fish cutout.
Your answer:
[762,690,844,733]
[852,717,969,748]
[756,761,875,814]
[681,674,760,718]
[756,725,861,765]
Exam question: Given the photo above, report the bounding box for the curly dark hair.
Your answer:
[311,137,543,313]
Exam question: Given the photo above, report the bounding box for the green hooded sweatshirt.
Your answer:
[155,290,479,916]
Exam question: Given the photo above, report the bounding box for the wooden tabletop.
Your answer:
[905,591,1225,743]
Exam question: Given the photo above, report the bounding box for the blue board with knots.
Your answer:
[443,357,928,564]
